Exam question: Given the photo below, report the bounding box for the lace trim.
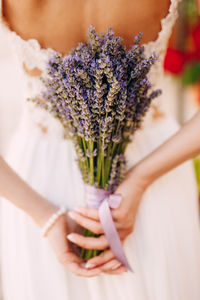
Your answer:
[144,0,181,50]
[0,0,181,62]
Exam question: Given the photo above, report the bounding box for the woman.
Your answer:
[0,0,200,299]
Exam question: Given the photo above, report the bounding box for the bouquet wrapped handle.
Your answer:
[85,185,133,272]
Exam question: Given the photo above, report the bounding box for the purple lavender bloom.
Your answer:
[29,25,161,191]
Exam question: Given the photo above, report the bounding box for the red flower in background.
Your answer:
[164,19,200,74]
[164,48,186,74]
[163,19,200,107]
[191,20,200,61]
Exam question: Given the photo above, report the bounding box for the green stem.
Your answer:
[81,137,90,173]
[96,153,102,186]
[96,125,102,186]
[89,140,94,185]
[101,140,105,188]
[104,143,112,183]
[111,142,117,157]
[82,137,87,155]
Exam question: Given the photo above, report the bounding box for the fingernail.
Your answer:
[68,211,76,220]
[85,263,96,269]
[66,234,76,242]
[111,263,121,270]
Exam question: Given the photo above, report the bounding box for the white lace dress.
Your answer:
[1,1,200,299]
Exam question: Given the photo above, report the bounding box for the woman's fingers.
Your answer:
[70,210,124,231]
[74,206,99,221]
[103,265,127,275]
[85,249,115,267]
[67,229,127,251]
[67,233,109,250]
[70,262,102,277]
[74,206,128,228]
[84,251,127,274]
[58,251,102,277]
[98,259,123,272]
[68,211,104,234]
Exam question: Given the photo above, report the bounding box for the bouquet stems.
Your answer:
[80,228,101,260]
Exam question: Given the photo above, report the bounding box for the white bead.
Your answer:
[41,206,67,237]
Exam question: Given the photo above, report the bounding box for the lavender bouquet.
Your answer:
[29,25,161,261]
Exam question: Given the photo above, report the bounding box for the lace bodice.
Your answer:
[0,0,181,138]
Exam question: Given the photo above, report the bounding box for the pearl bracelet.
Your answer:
[42,206,67,237]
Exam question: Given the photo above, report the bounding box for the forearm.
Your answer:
[135,111,200,186]
[0,156,57,227]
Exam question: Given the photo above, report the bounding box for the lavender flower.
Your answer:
[29,25,161,191]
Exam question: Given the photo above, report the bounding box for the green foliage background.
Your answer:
[194,157,200,195]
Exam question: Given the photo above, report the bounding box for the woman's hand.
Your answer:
[45,212,103,277]
[0,157,103,277]
[66,165,148,272]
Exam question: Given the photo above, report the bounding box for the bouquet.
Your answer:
[29,25,161,270]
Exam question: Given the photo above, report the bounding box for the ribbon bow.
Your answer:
[84,185,133,272]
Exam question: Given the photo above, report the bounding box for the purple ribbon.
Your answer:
[84,185,133,272]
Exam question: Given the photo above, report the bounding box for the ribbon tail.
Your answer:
[98,199,134,272]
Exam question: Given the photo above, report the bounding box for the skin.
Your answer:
[3,0,171,54]
[0,0,200,276]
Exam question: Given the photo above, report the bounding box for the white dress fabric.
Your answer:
[1,1,200,299]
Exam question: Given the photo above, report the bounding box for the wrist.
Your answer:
[129,160,155,189]
[28,195,59,228]
[41,206,67,237]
